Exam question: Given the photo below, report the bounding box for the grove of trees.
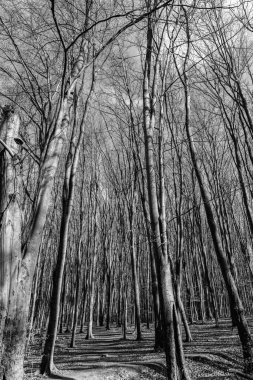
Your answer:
[1,1,253,380]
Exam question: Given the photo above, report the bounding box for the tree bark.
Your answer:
[0,108,23,380]
[129,199,142,341]
[70,243,81,348]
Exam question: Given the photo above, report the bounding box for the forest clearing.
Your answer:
[1,1,253,380]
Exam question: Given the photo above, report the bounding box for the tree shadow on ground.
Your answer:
[25,320,249,380]
[49,374,76,380]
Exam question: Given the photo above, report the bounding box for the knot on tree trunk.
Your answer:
[0,105,15,122]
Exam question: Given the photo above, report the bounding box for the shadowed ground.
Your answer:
[24,319,253,380]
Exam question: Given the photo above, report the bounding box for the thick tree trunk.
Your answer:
[1,93,70,379]
[0,109,21,347]
[1,273,32,380]
[0,109,31,380]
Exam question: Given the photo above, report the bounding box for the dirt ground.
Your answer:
[24,319,251,380]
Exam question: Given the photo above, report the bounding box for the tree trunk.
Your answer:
[183,63,253,373]
[106,274,111,331]
[27,251,41,347]
[40,119,79,373]
[0,108,23,380]
[175,284,192,343]
[79,291,88,333]
[0,110,21,340]
[86,238,98,340]
[41,48,94,373]
[142,17,190,379]
[122,289,128,340]
[70,246,81,348]
[129,210,142,341]
[59,271,67,334]
[96,287,100,327]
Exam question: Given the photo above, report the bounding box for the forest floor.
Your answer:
[24,319,251,380]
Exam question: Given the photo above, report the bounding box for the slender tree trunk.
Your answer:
[142,17,190,379]
[117,286,122,328]
[175,284,192,343]
[86,230,98,340]
[139,181,162,348]
[96,287,100,327]
[129,204,142,341]
[86,276,96,339]
[79,291,88,333]
[59,271,67,334]
[123,289,128,340]
[183,52,253,372]
[146,263,150,330]
[106,274,111,330]
[27,251,41,347]
[70,245,81,348]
